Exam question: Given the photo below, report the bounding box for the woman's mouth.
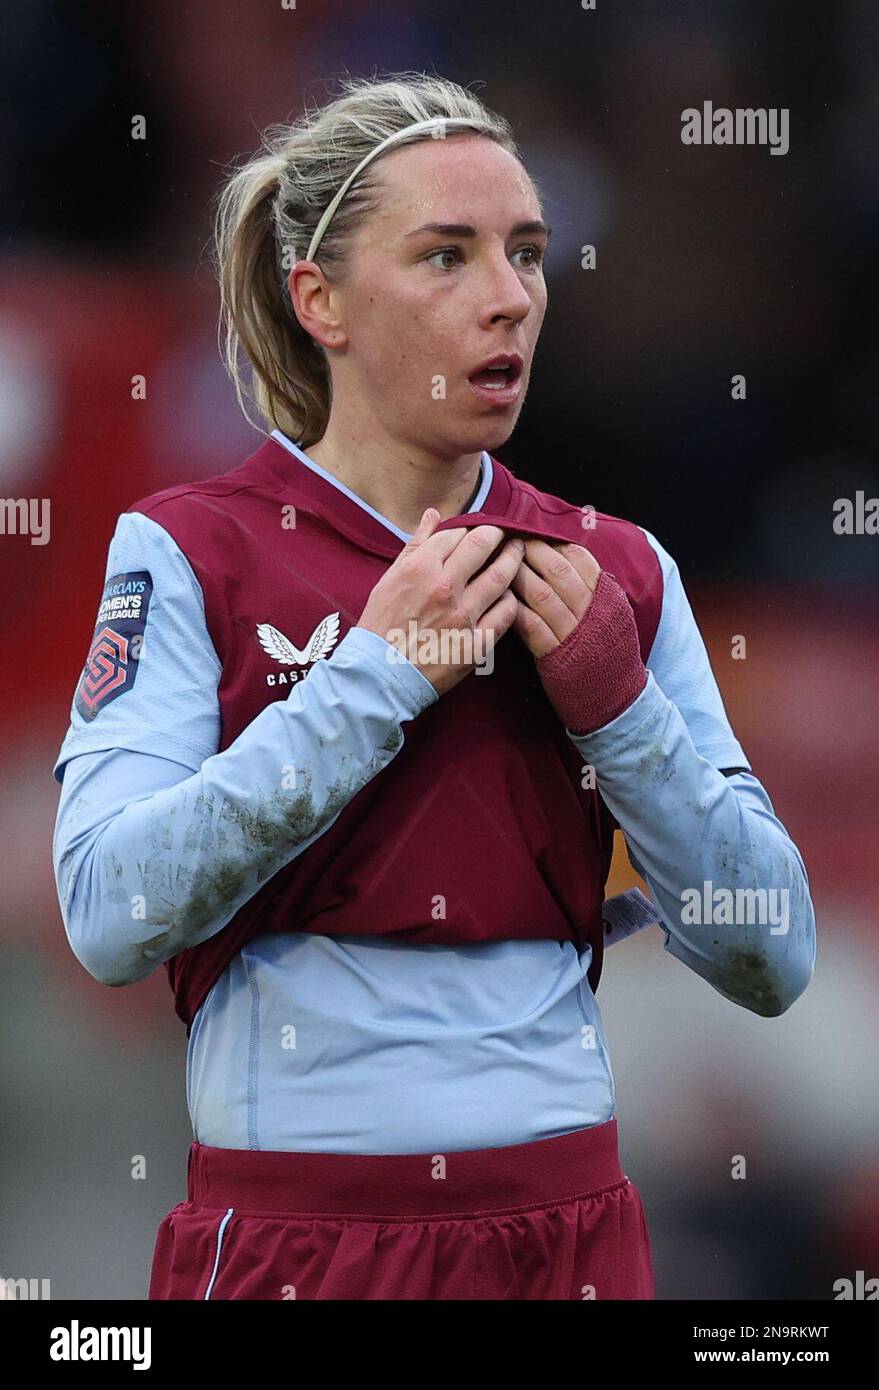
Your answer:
[467,355,524,406]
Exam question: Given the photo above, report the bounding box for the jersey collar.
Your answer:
[263,428,513,558]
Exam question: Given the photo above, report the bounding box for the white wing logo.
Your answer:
[256,612,341,668]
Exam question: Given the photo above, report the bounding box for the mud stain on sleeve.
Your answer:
[714,949,783,1017]
[99,767,365,983]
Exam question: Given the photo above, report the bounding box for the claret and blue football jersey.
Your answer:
[52,431,814,1153]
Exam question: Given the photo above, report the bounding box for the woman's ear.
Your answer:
[287,262,346,350]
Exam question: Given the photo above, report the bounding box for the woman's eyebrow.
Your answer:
[404,220,552,239]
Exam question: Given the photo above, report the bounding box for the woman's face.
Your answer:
[325,133,549,459]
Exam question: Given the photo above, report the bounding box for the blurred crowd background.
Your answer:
[1,0,877,1299]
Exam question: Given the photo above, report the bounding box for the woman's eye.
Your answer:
[425,244,545,271]
[514,244,545,268]
[425,246,463,270]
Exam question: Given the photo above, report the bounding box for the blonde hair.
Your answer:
[212,73,526,447]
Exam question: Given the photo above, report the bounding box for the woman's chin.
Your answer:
[445,412,521,456]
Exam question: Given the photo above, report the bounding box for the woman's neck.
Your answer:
[304,431,484,535]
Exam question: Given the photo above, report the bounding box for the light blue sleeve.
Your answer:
[51,512,439,988]
[569,528,816,1016]
[53,513,224,778]
[637,526,751,771]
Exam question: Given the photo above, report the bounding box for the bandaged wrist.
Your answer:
[535,568,648,736]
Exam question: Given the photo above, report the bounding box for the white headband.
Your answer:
[304,115,484,264]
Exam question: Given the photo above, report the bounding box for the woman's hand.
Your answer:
[510,538,648,735]
[510,539,601,655]
[356,509,524,696]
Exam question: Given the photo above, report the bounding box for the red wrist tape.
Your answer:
[534,568,648,736]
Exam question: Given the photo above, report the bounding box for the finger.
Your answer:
[511,595,558,658]
[464,536,525,622]
[415,507,439,538]
[405,507,481,555]
[510,555,579,644]
[440,523,508,585]
[406,508,445,556]
[553,541,601,591]
[518,538,597,620]
[402,507,455,553]
[474,588,519,658]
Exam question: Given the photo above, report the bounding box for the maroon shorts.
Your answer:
[149,1116,654,1300]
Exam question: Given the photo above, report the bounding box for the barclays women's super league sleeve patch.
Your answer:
[74,571,153,722]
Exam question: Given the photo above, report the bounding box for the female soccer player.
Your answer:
[51,73,816,1301]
